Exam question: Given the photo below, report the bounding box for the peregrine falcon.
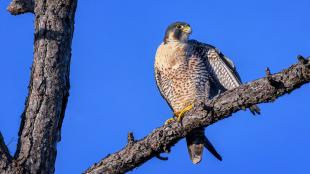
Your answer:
[154,22,260,164]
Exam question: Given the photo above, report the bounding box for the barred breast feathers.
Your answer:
[154,41,196,112]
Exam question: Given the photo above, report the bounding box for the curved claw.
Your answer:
[165,104,194,125]
[175,104,194,122]
[165,117,175,125]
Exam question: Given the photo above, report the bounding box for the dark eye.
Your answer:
[176,25,182,29]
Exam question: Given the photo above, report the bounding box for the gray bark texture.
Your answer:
[7,0,34,15]
[85,57,310,174]
[1,0,77,173]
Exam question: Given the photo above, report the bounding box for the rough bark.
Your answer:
[85,57,310,174]
[7,0,34,15]
[0,133,12,171]
[0,0,77,173]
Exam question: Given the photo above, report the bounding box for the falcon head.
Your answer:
[164,22,192,43]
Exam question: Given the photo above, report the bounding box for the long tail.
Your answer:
[186,128,222,164]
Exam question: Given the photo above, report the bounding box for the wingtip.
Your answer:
[216,155,223,161]
[212,150,223,161]
[203,136,222,161]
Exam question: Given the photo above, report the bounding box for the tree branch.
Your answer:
[0,132,12,171]
[7,0,34,15]
[85,57,310,174]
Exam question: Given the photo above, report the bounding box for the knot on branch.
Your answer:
[297,55,309,64]
[162,144,171,153]
[265,67,283,88]
[127,132,135,147]
[297,55,310,69]
[296,55,310,82]
[155,154,168,161]
[203,103,219,123]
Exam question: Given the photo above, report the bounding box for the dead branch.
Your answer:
[85,56,310,174]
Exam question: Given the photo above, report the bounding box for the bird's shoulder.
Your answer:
[188,39,242,83]
[188,39,236,70]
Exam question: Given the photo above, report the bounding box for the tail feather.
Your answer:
[186,128,222,164]
[186,128,204,164]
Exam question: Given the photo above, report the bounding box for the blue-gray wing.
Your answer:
[188,39,242,90]
[188,39,260,115]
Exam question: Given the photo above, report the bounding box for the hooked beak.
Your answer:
[182,25,192,34]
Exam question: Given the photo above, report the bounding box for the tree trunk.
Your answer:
[0,0,77,173]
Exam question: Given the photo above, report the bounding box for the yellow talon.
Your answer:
[165,117,175,125]
[174,104,194,122]
[164,104,194,125]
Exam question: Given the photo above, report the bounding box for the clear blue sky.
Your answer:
[1,0,310,173]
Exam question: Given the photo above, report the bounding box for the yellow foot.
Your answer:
[174,104,194,122]
[165,117,175,125]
